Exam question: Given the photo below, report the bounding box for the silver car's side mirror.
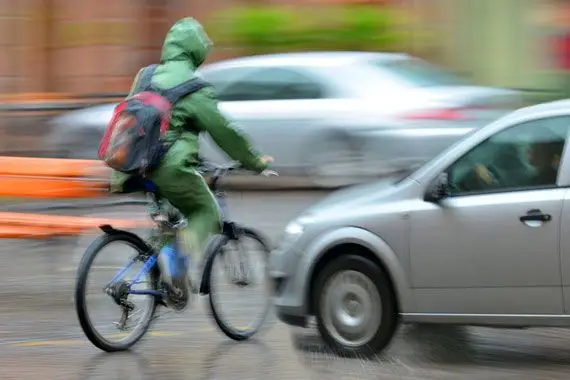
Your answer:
[424,172,450,203]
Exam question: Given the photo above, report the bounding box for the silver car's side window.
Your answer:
[447,116,570,196]
[210,68,324,102]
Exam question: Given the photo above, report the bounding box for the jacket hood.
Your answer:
[160,18,212,68]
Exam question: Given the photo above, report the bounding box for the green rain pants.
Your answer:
[149,145,221,264]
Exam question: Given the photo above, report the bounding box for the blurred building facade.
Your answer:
[1,0,569,97]
[0,0,245,96]
[409,0,570,94]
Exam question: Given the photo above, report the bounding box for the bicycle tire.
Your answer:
[75,232,159,352]
[203,227,272,341]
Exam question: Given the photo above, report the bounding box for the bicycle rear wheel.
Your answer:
[75,231,159,352]
[203,227,272,341]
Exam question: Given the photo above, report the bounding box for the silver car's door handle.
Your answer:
[519,209,552,227]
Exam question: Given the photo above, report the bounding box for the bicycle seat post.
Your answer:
[147,192,159,211]
[209,168,223,192]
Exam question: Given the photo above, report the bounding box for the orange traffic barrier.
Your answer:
[0,212,151,230]
[0,212,151,239]
[0,157,107,177]
[0,157,150,237]
[0,176,108,198]
[0,225,80,239]
[0,157,110,198]
[0,93,73,103]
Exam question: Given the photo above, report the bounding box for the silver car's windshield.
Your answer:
[408,126,480,181]
[371,58,470,88]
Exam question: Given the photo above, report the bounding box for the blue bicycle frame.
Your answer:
[107,185,228,298]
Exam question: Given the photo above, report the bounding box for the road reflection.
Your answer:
[291,324,570,379]
[201,339,276,380]
[78,351,155,380]
[76,339,277,380]
[401,324,570,367]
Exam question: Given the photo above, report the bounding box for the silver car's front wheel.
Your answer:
[313,254,398,357]
[321,270,383,347]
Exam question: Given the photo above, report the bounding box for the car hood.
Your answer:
[51,103,116,129]
[303,175,414,219]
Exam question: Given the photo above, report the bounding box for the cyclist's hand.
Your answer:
[258,155,276,176]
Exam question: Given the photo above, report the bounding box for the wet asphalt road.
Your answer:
[3,191,570,379]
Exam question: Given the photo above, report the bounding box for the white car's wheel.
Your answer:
[313,254,398,357]
[307,139,360,187]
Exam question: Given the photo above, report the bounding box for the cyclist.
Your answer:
[110,17,273,284]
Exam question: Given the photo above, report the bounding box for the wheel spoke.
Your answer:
[75,235,158,352]
[206,229,272,340]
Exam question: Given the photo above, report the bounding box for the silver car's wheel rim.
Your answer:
[321,270,382,348]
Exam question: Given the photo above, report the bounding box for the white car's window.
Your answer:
[447,116,570,195]
[198,67,260,95]
[371,58,470,88]
[203,67,325,101]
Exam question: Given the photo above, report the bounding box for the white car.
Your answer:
[47,51,520,186]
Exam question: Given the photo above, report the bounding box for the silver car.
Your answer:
[269,99,570,356]
[46,52,519,186]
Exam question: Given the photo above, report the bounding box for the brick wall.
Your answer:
[0,0,24,94]
[0,0,248,96]
[1,0,407,96]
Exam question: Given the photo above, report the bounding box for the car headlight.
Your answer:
[278,216,313,249]
[285,221,304,236]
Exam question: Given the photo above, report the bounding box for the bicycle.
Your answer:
[75,162,276,352]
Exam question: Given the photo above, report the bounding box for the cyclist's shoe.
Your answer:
[182,256,200,295]
[189,278,199,294]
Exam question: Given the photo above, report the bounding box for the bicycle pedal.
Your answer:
[189,280,199,294]
[234,280,250,287]
[156,297,168,307]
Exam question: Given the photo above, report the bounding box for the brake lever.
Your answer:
[260,169,279,177]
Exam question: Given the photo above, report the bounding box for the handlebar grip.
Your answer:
[200,161,279,176]
[260,169,278,177]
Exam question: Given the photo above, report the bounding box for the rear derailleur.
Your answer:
[104,280,136,331]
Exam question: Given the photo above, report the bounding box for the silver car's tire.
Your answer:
[307,139,359,188]
[313,255,398,357]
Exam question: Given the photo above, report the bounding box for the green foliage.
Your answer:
[207,5,410,54]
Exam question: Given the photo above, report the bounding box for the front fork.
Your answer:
[231,239,253,286]
[220,221,252,286]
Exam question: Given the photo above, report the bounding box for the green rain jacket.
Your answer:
[110,17,267,194]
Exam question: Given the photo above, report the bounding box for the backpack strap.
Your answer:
[162,77,212,103]
[133,64,159,94]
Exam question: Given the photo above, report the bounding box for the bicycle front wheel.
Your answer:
[204,227,272,341]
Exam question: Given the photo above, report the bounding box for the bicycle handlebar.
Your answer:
[197,161,240,177]
[198,160,278,190]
